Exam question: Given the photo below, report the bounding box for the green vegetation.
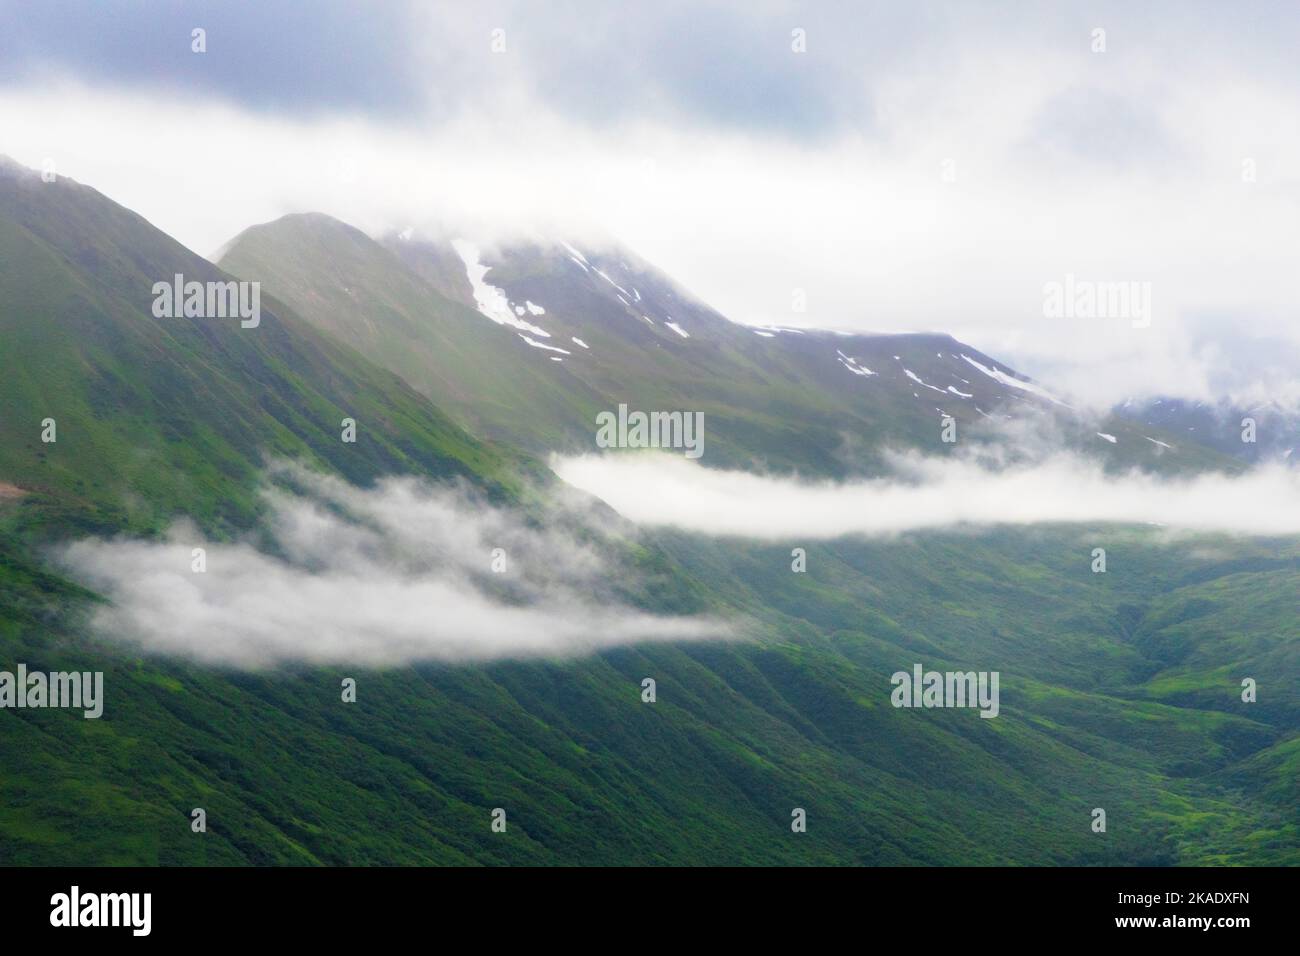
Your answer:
[0,171,530,543]
[0,164,1293,865]
[2,524,1294,865]
[220,215,1240,477]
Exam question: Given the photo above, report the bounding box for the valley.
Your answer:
[0,157,1294,866]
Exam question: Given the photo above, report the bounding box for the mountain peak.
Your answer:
[210,207,1246,475]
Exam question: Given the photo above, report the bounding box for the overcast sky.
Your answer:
[2,1,1297,406]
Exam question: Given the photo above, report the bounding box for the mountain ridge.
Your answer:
[0,159,1293,867]
[217,210,1242,477]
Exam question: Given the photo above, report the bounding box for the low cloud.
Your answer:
[58,466,732,668]
[553,452,1300,539]
[3,62,1299,408]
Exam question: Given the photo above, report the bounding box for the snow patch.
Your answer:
[596,268,633,299]
[519,334,570,355]
[571,337,589,349]
[665,320,690,338]
[837,350,875,376]
[959,354,1069,407]
[904,369,945,393]
[452,239,551,337]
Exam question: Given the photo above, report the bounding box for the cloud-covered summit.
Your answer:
[3,1,1298,407]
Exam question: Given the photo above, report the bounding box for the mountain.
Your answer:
[1113,397,1300,466]
[1,160,1295,866]
[220,219,1239,476]
[216,214,612,456]
[0,160,525,540]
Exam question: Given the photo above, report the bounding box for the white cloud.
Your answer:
[58,466,732,668]
[553,452,1300,539]
[1,40,1297,408]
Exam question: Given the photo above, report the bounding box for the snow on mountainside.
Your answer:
[449,239,551,338]
[397,232,1240,472]
[216,216,1243,475]
[1113,396,1300,465]
[413,232,1083,417]
[387,230,1049,398]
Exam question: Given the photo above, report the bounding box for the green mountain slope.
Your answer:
[0,160,1293,866]
[2,523,1294,865]
[220,218,1240,476]
[217,214,610,454]
[0,161,524,539]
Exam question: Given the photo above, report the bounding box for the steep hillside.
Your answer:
[217,214,610,454]
[1114,397,1300,465]
[0,161,1292,866]
[2,521,1293,865]
[220,219,1237,475]
[0,160,524,540]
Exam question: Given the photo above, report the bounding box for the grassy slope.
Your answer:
[0,169,1293,865]
[225,219,1237,477]
[0,173,526,541]
[649,527,1299,865]
[218,215,611,455]
[1,525,1293,865]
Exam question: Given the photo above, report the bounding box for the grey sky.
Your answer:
[2,1,1298,406]
[0,0,421,116]
[7,1,1294,137]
